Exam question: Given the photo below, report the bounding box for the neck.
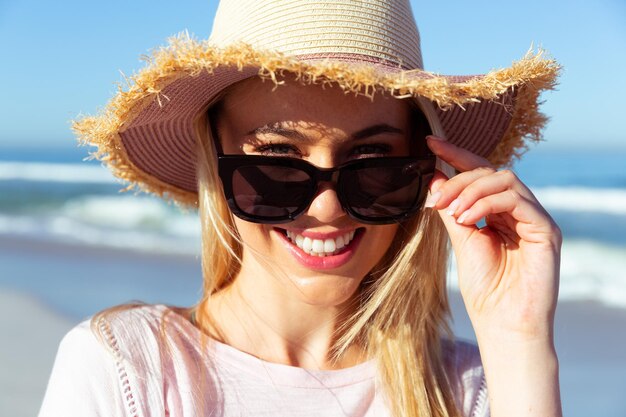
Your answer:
[199,261,366,370]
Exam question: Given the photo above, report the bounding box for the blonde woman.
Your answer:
[40,1,562,416]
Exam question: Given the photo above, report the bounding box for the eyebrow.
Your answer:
[352,124,404,140]
[246,123,404,141]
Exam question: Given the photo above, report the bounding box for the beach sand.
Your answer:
[1,237,625,417]
[0,290,74,417]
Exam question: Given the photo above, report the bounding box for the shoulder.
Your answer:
[92,303,174,350]
[91,303,200,381]
[39,318,125,416]
[46,318,118,379]
[442,339,490,417]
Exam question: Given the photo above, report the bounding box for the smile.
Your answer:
[285,230,356,257]
[275,227,364,270]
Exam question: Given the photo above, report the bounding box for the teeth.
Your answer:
[323,238,336,253]
[285,230,357,257]
[302,236,313,252]
[312,239,324,253]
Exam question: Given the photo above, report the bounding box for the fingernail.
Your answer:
[446,198,460,216]
[424,191,441,208]
[457,210,470,224]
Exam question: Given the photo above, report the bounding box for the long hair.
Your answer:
[194,90,461,417]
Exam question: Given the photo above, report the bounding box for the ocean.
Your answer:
[1,144,625,312]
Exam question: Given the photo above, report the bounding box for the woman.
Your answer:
[40,1,562,416]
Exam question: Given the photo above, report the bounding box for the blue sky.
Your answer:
[1,0,625,151]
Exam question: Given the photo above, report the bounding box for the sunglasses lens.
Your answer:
[231,165,312,219]
[342,162,423,219]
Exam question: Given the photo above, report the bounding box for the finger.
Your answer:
[484,213,523,246]
[426,135,494,173]
[454,190,554,237]
[429,168,448,190]
[436,190,557,253]
[427,170,480,242]
[425,166,497,210]
[433,197,479,247]
[436,169,537,217]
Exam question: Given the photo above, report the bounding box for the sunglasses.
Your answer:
[217,154,436,224]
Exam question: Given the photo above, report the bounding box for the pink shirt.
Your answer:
[39,305,489,416]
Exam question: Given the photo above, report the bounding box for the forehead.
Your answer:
[216,76,412,134]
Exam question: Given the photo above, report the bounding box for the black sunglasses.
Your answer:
[217,154,436,224]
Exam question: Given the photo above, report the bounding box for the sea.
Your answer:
[1,144,626,311]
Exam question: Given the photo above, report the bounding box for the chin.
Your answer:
[286,271,365,307]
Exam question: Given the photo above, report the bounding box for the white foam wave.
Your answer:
[0,161,116,184]
[0,194,201,255]
[62,195,186,230]
[0,213,200,256]
[532,187,626,215]
[448,239,626,309]
[48,216,201,255]
[558,240,626,308]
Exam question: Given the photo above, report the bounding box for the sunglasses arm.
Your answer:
[436,156,457,179]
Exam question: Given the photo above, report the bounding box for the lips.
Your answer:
[275,227,364,270]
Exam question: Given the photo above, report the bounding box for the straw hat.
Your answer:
[73,0,560,208]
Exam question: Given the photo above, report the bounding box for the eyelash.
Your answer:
[253,142,301,156]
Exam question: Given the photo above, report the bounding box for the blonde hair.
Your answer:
[193,90,461,417]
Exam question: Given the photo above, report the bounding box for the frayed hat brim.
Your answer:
[73,34,560,208]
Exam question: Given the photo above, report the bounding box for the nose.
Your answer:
[305,182,346,223]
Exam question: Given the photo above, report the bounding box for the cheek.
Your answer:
[363,224,399,263]
[233,219,274,253]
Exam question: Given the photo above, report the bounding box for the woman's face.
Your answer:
[215,77,414,307]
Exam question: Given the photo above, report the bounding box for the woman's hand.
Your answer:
[425,135,561,340]
[425,135,563,417]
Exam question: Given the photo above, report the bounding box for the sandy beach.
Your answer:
[2,237,625,417]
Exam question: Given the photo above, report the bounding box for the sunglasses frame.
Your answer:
[217,154,436,225]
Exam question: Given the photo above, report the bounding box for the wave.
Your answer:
[0,194,201,255]
[447,239,626,309]
[532,186,626,215]
[558,240,626,308]
[61,195,198,235]
[0,161,116,184]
